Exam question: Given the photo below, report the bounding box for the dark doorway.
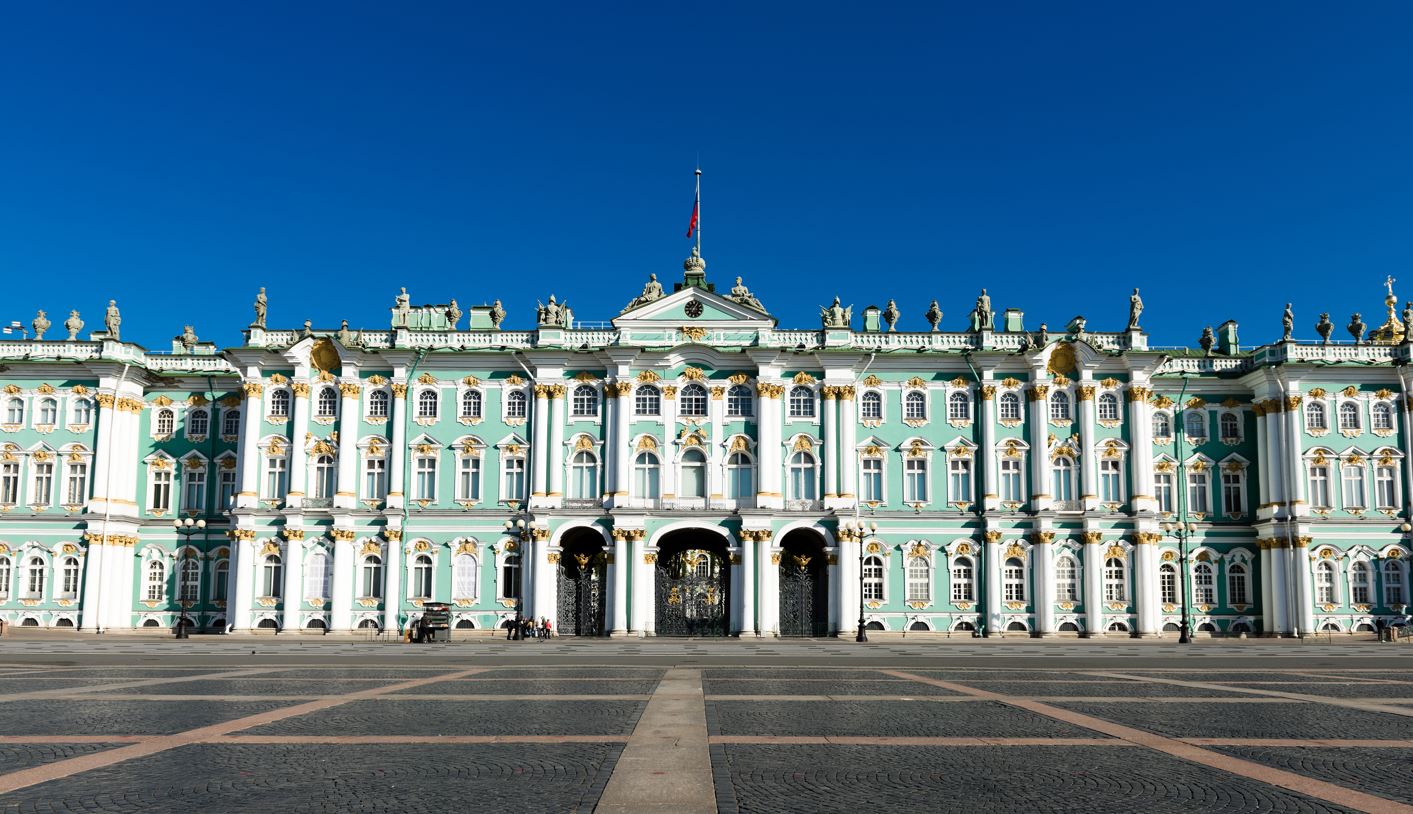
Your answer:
[777,529,829,637]
[557,528,607,636]
[655,531,730,637]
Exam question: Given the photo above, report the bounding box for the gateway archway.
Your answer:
[654,529,730,637]
[556,527,607,636]
[778,528,829,637]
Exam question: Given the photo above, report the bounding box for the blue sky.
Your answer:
[1,3,1409,349]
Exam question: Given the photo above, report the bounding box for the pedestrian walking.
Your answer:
[545,618,553,639]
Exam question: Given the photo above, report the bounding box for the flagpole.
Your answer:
[695,167,702,256]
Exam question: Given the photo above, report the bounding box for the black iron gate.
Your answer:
[556,551,606,636]
[655,549,729,636]
[779,552,829,637]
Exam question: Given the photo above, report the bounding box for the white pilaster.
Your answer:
[758,531,779,635]
[286,383,311,508]
[382,533,401,633]
[387,382,408,510]
[1029,383,1052,511]
[334,382,360,510]
[231,536,255,632]
[838,536,857,637]
[708,387,725,502]
[611,532,629,635]
[757,384,783,509]
[980,382,999,510]
[1033,535,1055,635]
[611,385,632,503]
[1078,381,1099,511]
[1083,536,1104,636]
[983,533,1002,635]
[839,388,858,503]
[547,384,565,503]
[630,532,648,635]
[330,534,354,632]
[280,535,303,631]
[235,383,264,509]
[822,388,839,500]
[533,535,555,628]
[740,533,757,636]
[1134,534,1159,636]
[1127,383,1156,513]
[530,385,550,505]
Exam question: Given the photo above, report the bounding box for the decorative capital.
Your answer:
[1126,386,1151,403]
[282,528,305,541]
[242,382,264,398]
[980,385,996,400]
[383,529,403,542]
[983,530,1003,543]
[229,528,258,542]
[548,384,566,399]
[1080,531,1104,545]
[1077,385,1095,401]
[1028,385,1049,401]
[330,528,357,542]
[1029,530,1055,544]
[339,383,361,398]
[291,382,311,398]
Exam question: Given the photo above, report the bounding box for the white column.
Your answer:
[235,384,264,509]
[611,531,629,635]
[984,532,1002,635]
[330,534,354,632]
[980,384,999,510]
[1263,399,1286,510]
[280,536,304,631]
[1280,398,1307,513]
[1258,541,1275,634]
[757,385,783,509]
[1029,384,1052,511]
[382,534,401,633]
[838,536,857,636]
[1078,383,1098,511]
[827,555,839,633]
[630,532,649,635]
[286,383,311,508]
[839,388,858,502]
[112,544,137,630]
[387,383,408,510]
[822,388,839,500]
[79,541,105,631]
[708,387,725,503]
[1134,534,1158,636]
[89,394,119,514]
[1032,535,1055,635]
[1083,534,1104,636]
[740,533,757,636]
[611,385,632,503]
[231,535,255,632]
[758,531,779,635]
[547,384,566,503]
[1268,542,1290,634]
[1128,384,1156,513]
[660,387,678,500]
[1253,409,1271,510]
[533,534,555,628]
[530,385,550,504]
[1294,536,1315,634]
[730,550,743,633]
[334,383,360,510]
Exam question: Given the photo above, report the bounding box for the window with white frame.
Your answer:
[571,385,598,417]
[860,456,883,502]
[213,560,229,601]
[37,398,57,426]
[21,556,44,599]
[182,465,205,511]
[1314,560,1337,604]
[1052,456,1075,502]
[364,456,388,501]
[1183,410,1206,440]
[1219,412,1239,440]
[635,385,661,417]
[1099,458,1123,503]
[261,554,282,598]
[951,556,975,602]
[862,555,884,600]
[903,390,926,421]
[456,455,480,502]
[221,409,241,437]
[458,390,480,420]
[1,461,20,505]
[787,451,816,501]
[1103,557,1127,602]
[999,392,1021,421]
[154,409,175,437]
[501,456,525,502]
[1193,561,1215,605]
[1152,411,1171,438]
[500,554,520,599]
[1056,556,1078,601]
[1338,401,1360,431]
[1185,467,1210,513]
[145,559,166,601]
[4,397,22,425]
[31,460,53,506]
[310,387,334,419]
[634,452,661,499]
[66,458,89,505]
[1221,468,1243,515]
[1098,393,1120,421]
[1000,456,1022,503]
[505,390,528,419]
[1306,401,1327,430]
[414,454,437,501]
[305,550,331,599]
[679,449,707,499]
[1383,560,1404,606]
[1351,561,1371,604]
[1160,562,1178,604]
[1308,462,1332,509]
[269,390,291,419]
[150,466,173,511]
[361,555,383,598]
[411,554,433,598]
[1372,402,1394,431]
[570,451,598,500]
[311,454,336,500]
[860,390,883,420]
[70,398,92,426]
[1342,463,1367,509]
[726,385,753,417]
[948,457,971,503]
[726,452,752,499]
[1376,464,1399,509]
[58,556,80,599]
[679,384,708,417]
[1227,562,1249,605]
[904,456,928,503]
[906,556,931,602]
[1003,557,1025,601]
[0,556,10,598]
[417,390,439,420]
[453,553,477,598]
[1049,391,1071,421]
[947,391,969,422]
[217,465,236,509]
[264,455,288,500]
[367,390,390,419]
[188,408,209,438]
[788,386,814,418]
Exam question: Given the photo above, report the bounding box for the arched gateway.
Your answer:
[556,528,607,636]
[654,530,730,636]
[778,528,829,637]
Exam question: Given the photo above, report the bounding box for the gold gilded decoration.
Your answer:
[1077,385,1095,401]
[1004,542,1025,559]
[792,436,813,452]
[1046,342,1078,377]
[329,528,357,542]
[757,382,784,398]
[862,374,882,387]
[981,385,996,400]
[681,366,706,381]
[956,542,973,555]
[680,326,708,342]
[310,337,341,372]
[643,553,657,565]
[339,383,361,398]
[574,435,594,451]
[661,385,677,399]
[636,370,660,383]
[1028,384,1049,401]
[983,531,1003,543]
[505,374,524,386]
[906,376,927,389]
[728,373,750,385]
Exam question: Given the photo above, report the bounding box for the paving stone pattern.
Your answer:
[121,679,407,696]
[243,698,647,737]
[1051,700,1413,740]
[0,700,299,736]
[0,744,126,774]
[394,679,661,696]
[707,699,1100,738]
[702,679,961,697]
[946,680,1250,698]
[1209,746,1413,806]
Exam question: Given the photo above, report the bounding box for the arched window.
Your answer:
[1003,557,1025,601]
[726,385,753,417]
[906,556,931,602]
[1219,412,1239,440]
[411,554,433,599]
[1314,560,1338,604]
[1350,560,1371,605]
[1055,556,1078,602]
[368,390,390,418]
[999,392,1021,421]
[261,555,282,598]
[0,556,10,598]
[1193,562,1215,604]
[155,409,175,436]
[70,398,92,426]
[570,451,598,500]
[145,559,166,601]
[505,390,527,419]
[788,386,815,418]
[1153,412,1171,438]
[1306,401,1327,430]
[37,398,57,425]
[1338,401,1361,431]
[1097,393,1120,422]
[633,451,660,499]
[269,390,290,419]
[222,409,241,437]
[1183,410,1206,440]
[312,454,336,500]
[862,554,884,600]
[457,390,480,420]
[453,553,477,599]
[679,384,708,417]
[1159,562,1178,604]
[726,452,753,499]
[951,556,975,602]
[22,556,44,599]
[58,556,81,600]
[4,398,22,425]
[361,555,383,598]
[571,385,598,417]
[500,553,521,599]
[635,385,661,417]
[305,550,331,599]
[1227,562,1249,605]
[860,391,883,420]
[187,408,209,438]
[1052,456,1075,502]
[787,451,817,501]
[1383,560,1405,606]
[1049,391,1071,421]
[315,387,338,418]
[1372,402,1394,431]
[213,560,229,601]
[904,391,928,421]
[176,557,198,602]
[1103,557,1127,602]
[679,449,707,498]
[417,389,438,420]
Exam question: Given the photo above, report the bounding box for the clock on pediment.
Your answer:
[685,300,704,318]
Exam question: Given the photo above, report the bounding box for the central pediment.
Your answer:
[612,285,776,329]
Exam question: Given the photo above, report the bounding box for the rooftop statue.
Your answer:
[104,300,121,341]
[883,299,900,332]
[336,319,354,346]
[1404,302,1413,345]
[622,274,665,313]
[1348,313,1365,344]
[1198,326,1214,356]
[1315,313,1333,345]
[302,320,314,339]
[968,289,994,332]
[728,276,766,312]
[538,295,572,328]
[820,296,852,329]
[446,299,462,330]
[1066,315,1087,337]
[392,287,412,328]
[925,300,943,332]
[180,325,198,351]
[1128,288,1143,330]
[489,299,506,329]
[1281,303,1294,341]
[64,310,83,341]
[31,310,49,340]
[253,287,267,328]
[1036,322,1049,347]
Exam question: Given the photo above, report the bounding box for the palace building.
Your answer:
[0,251,1409,638]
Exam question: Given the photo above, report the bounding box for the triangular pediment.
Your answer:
[613,286,775,329]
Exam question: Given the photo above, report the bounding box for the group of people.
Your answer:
[506,617,554,640]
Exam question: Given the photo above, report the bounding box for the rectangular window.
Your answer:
[860,458,883,503]
[1000,457,1022,504]
[1308,465,1331,509]
[265,457,288,500]
[1342,466,1366,509]
[904,458,928,503]
[1376,466,1398,509]
[1160,567,1178,604]
[183,468,206,512]
[151,469,172,511]
[1186,470,1209,514]
[1221,471,1243,515]
[1099,459,1122,503]
[947,458,971,503]
[4,462,25,504]
[414,457,437,502]
[1228,568,1249,605]
[457,456,481,502]
[365,458,388,501]
[66,461,89,505]
[31,462,53,506]
[218,468,237,510]
[1155,472,1174,513]
[502,457,525,502]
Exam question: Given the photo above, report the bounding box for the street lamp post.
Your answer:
[172,517,206,639]
[842,518,877,643]
[1161,520,1194,644]
[503,512,534,641]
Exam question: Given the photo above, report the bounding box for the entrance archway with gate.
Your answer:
[556,528,607,636]
[654,530,730,637]
[778,528,829,637]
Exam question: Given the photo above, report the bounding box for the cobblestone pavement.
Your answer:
[0,647,1408,813]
